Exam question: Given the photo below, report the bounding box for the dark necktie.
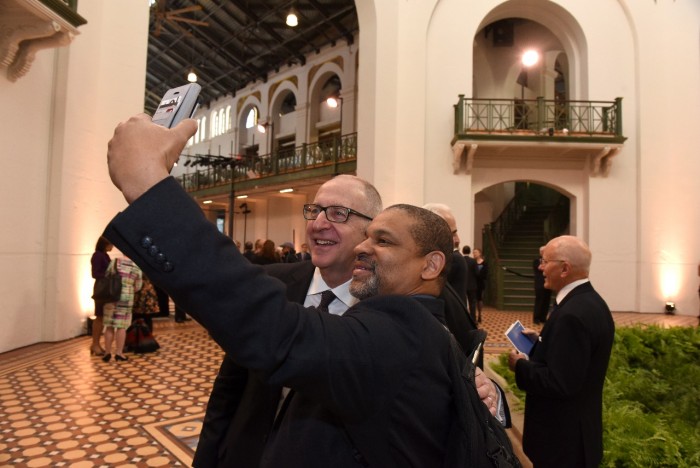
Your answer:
[272,289,338,431]
[318,289,336,314]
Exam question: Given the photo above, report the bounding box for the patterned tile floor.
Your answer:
[0,310,696,467]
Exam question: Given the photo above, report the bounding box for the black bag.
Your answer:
[92,260,121,303]
[444,334,522,468]
[124,319,160,353]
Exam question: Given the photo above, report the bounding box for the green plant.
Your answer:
[490,325,700,467]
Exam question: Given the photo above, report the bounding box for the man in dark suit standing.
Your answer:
[509,235,614,467]
[462,245,479,323]
[423,203,468,303]
[296,242,311,261]
[532,245,552,324]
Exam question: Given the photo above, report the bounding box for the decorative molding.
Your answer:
[0,0,85,82]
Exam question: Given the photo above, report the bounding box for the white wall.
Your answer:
[356,0,700,315]
[0,0,149,352]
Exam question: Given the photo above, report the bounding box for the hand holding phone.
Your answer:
[152,83,201,128]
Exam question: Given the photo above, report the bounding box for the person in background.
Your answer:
[242,241,255,262]
[132,273,159,332]
[509,235,614,467]
[473,247,488,323]
[253,238,263,255]
[280,242,298,263]
[422,203,468,304]
[462,245,479,323]
[252,239,279,265]
[102,256,142,362]
[235,240,242,252]
[532,245,552,325]
[90,236,113,356]
[296,242,311,261]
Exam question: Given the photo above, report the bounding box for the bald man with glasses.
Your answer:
[509,235,614,467]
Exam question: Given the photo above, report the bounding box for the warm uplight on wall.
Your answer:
[659,262,681,299]
[279,188,294,193]
[664,302,676,314]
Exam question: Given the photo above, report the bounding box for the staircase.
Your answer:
[498,206,550,311]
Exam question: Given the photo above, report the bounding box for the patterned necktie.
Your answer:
[318,289,336,314]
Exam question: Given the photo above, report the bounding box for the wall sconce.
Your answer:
[664,302,676,314]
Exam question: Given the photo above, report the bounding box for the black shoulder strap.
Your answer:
[445,332,522,468]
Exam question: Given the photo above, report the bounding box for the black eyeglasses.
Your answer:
[303,204,373,223]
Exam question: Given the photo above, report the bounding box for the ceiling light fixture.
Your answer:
[279,188,294,193]
[187,69,198,83]
[236,195,248,199]
[286,7,299,27]
[203,200,213,204]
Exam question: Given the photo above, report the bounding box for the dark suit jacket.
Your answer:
[464,255,478,292]
[196,259,491,467]
[447,250,468,303]
[514,282,614,467]
[194,261,315,467]
[105,177,457,468]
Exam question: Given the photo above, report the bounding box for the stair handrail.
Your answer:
[482,224,504,309]
[543,194,570,242]
[490,187,529,248]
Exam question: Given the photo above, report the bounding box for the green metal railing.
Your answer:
[454,96,624,141]
[178,133,357,193]
[40,0,87,26]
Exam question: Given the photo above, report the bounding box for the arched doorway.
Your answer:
[475,181,570,310]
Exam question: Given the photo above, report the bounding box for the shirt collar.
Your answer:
[306,267,358,315]
[556,278,590,304]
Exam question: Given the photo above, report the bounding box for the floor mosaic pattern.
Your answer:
[0,310,696,467]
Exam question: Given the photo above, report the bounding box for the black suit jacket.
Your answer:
[464,255,478,292]
[514,282,614,467]
[105,178,458,468]
[194,261,315,467]
[196,258,492,467]
[447,250,468,303]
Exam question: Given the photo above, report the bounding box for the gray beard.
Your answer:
[350,273,380,300]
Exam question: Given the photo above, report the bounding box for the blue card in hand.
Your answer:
[505,320,537,356]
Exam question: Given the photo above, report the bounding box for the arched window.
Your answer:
[245,107,258,128]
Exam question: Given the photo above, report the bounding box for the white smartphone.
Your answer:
[151,83,201,128]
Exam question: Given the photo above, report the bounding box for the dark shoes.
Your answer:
[103,353,128,362]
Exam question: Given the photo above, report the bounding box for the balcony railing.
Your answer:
[178,133,357,193]
[454,96,624,141]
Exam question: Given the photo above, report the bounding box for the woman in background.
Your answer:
[102,257,142,362]
[90,236,113,356]
[252,239,279,265]
[132,273,159,332]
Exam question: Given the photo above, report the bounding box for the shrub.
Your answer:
[491,325,700,467]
